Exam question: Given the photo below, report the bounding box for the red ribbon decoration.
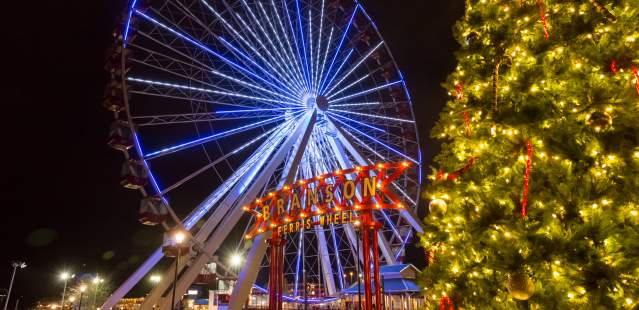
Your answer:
[440,296,454,310]
[521,140,533,218]
[536,0,550,40]
[633,66,639,95]
[436,157,477,181]
[455,83,465,100]
[463,111,473,136]
[610,59,618,74]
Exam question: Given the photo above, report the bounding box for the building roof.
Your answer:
[342,278,420,294]
[342,264,422,294]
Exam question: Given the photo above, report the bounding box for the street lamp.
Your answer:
[2,261,26,310]
[59,272,73,310]
[171,230,187,310]
[149,274,161,284]
[78,285,87,310]
[91,276,104,309]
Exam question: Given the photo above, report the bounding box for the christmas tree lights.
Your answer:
[420,0,639,308]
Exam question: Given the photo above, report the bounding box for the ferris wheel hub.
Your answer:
[302,93,329,111]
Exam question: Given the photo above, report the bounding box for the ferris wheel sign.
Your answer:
[243,162,412,238]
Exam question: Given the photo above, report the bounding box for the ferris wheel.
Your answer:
[103,0,423,308]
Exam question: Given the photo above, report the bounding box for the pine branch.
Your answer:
[588,0,617,22]
[493,59,502,111]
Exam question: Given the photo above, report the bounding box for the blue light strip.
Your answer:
[324,41,385,97]
[232,7,304,96]
[316,27,333,94]
[329,107,414,123]
[326,74,371,100]
[135,10,294,98]
[257,1,307,92]
[395,229,412,261]
[317,5,359,93]
[217,36,300,99]
[144,114,287,159]
[216,107,302,114]
[198,0,302,96]
[251,285,339,303]
[127,77,298,106]
[123,0,139,45]
[330,117,419,164]
[312,0,326,92]
[319,49,354,95]
[283,0,309,92]
[269,0,308,93]
[330,80,403,103]
[326,112,385,133]
[295,0,312,89]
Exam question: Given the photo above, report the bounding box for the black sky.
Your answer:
[0,0,463,306]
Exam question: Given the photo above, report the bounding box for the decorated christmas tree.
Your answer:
[419,0,639,308]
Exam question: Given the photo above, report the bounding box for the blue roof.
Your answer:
[379,264,412,274]
[342,278,420,294]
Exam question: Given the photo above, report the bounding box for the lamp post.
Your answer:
[78,285,86,310]
[91,276,104,310]
[171,231,186,310]
[59,272,73,310]
[3,261,26,310]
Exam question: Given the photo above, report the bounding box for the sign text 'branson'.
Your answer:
[243,162,412,238]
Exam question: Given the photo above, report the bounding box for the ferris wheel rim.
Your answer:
[119,0,422,201]
[110,0,423,304]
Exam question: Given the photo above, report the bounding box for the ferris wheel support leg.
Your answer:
[314,225,337,295]
[155,112,316,310]
[327,135,396,265]
[138,126,297,310]
[101,248,164,309]
[330,121,425,235]
[229,112,318,310]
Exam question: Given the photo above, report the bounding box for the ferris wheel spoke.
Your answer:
[236,0,306,94]
[135,10,298,100]
[318,48,354,95]
[311,0,326,93]
[143,113,294,160]
[197,0,304,95]
[294,0,312,89]
[159,118,298,195]
[130,40,298,104]
[127,76,300,106]
[329,101,380,108]
[323,41,385,97]
[217,34,304,96]
[256,1,307,90]
[326,112,385,133]
[128,58,298,108]
[228,13,304,96]
[132,112,271,127]
[165,0,304,97]
[329,108,414,124]
[268,0,307,92]
[317,4,359,93]
[315,26,333,94]
[128,89,266,110]
[308,7,315,91]
[329,80,403,104]
[329,118,418,164]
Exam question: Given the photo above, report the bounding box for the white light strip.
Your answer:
[329,108,414,123]
[128,77,300,106]
[323,41,384,96]
[330,80,403,103]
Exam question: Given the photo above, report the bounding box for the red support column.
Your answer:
[371,222,382,310]
[268,235,282,310]
[362,211,373,310]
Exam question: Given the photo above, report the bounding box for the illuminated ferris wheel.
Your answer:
[103,0,423,308]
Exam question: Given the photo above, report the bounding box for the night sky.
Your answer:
[0,0,463,306]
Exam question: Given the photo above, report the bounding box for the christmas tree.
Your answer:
[419,0,639,308]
